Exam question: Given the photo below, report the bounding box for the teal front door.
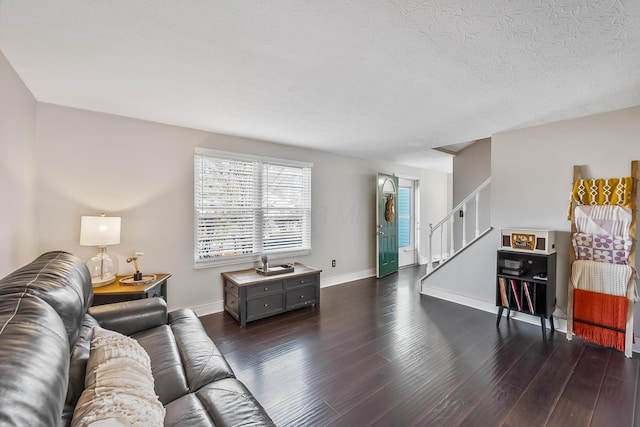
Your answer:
[377,173,399,278]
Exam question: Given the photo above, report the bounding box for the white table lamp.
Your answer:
[80,214,121,287]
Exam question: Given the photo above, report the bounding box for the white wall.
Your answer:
[452,138,491,252]
[34,103,449,313]
[0,51,37,275]
[453,138,491,204]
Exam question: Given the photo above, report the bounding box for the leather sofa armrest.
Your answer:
[88,298,168,336]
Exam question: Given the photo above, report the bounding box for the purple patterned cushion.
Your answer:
[572,232,632,265]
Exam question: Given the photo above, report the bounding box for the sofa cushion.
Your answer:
[71,327,164,427]
[169,309,235,390]
[0,294,70,426]
[164,378,276,427]
[196,378,275,426]
[130,309,236,408]
[132,325,190,404]
[163,393,215,427]
[89,298,168,336]
[0,251,92,349]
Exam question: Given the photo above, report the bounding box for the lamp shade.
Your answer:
[80,216,121,246]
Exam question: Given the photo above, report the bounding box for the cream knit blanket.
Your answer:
[571,260,632,297]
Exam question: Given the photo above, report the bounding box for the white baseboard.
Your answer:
[188,269,375,317]
[421,286,497,314]
[422,285,567,331]
[421,284,571,331]
[321,269,376,288]
[189,300,224,317]
[421,285,640,354]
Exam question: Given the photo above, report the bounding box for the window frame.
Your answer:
[194,148,312,268]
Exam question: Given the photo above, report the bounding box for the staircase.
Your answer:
[421,177,492,281]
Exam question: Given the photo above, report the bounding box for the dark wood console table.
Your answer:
[222,264,321,326]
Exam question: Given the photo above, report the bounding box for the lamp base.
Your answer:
[91,274,117,288]
[86,247,118,288]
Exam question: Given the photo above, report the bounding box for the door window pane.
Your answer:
[398,187,410,248]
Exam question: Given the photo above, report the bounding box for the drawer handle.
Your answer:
[300,295,304,299]
[264,287,269,291]
[264,303,268,307]
[300,280,305,284]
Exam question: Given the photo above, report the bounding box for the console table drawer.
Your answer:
[225,282,238,298]
[247,294,284,321]
[225,290,239,317]
[286,284,317,310]
[286,273,319,289]
[247,281,284,299]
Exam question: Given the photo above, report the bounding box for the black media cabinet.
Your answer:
[496,250,557,337]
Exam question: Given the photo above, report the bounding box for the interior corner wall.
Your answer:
[452,138,491,252]
[0,50,37,276]
[33,103,449,313]
[453,138,491,204]
[492,106,640,332]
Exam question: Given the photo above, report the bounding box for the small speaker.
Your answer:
[499,228,556,254]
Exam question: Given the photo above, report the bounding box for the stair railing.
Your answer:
[428,177,492,271]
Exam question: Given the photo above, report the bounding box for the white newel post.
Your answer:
[428,223,433,270]
[461,203,467,246]
[439,225,443,266]
[475,191,480,238]
[450,216,455,257]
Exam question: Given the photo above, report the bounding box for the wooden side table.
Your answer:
[91,273,171,306]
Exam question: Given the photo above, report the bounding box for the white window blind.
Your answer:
[194,149,312,267]
[263,161,312,252]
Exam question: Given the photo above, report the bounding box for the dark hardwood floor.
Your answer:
[199,266,640,426]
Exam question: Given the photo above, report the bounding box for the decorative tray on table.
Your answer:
[255,264,295,276]
[119,274,157,285]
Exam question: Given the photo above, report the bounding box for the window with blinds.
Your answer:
[194,148,312,267]
[398,186,411,248]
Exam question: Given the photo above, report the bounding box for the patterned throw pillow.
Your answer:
[572,232,632,265]
[71,327,165,427]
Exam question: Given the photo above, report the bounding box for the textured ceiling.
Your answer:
[1,1,639,172]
